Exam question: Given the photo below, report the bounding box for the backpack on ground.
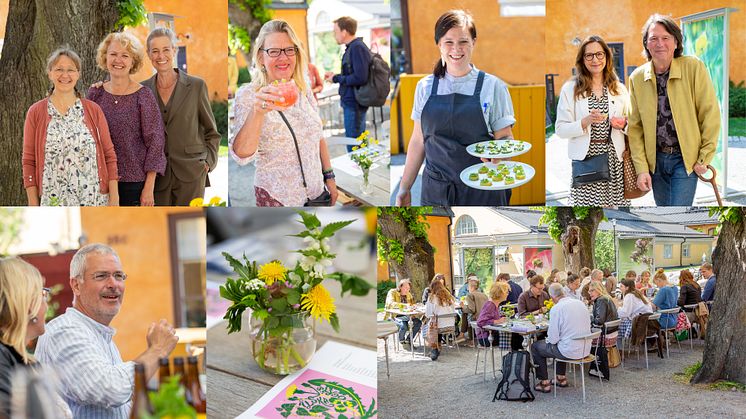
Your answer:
[493,350,535,402]
[354,49,391,107]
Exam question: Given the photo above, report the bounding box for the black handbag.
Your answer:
[278,111,332,206]
[571,153,611,188]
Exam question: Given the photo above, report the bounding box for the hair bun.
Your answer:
[655,268,664,274]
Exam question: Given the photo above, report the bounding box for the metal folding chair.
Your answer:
[553,330,602,403]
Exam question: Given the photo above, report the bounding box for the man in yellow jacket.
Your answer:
[628,14,720,206]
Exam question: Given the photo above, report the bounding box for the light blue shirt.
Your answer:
[547,297,592,359]
[35,308,134,419]
[411,66,516,134]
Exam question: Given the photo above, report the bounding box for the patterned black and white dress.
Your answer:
[570,87,629,206]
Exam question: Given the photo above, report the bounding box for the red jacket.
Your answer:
[23,98,118,196]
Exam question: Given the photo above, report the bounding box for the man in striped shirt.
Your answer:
[36,244,179,418]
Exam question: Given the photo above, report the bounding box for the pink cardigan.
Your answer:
[23,98,118,195]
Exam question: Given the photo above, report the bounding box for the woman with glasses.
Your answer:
[88,32,166,206]
[0,257,71,417]
[556,35,630,206]
[23,47,119,206]
[396,9,517,207]
[230,19,337,206]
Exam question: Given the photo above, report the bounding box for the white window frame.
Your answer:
[664,244,673,259]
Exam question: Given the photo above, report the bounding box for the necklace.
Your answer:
[110,80,133,104]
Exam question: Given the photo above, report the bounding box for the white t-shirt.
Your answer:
[426,295,457,328]
[411,66,516,134]
[617,293,653,319]
[547,297,592,359]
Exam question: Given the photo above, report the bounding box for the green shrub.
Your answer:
[238,67,251,87]
[730,80,746,118]
[377,279,396,308]
[210,100,229,146]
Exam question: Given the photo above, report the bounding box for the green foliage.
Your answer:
[143,375,196,419]
[730,80,746,118]
[211,100,228,147]
[376,207,432,264]
[116,0,147,29]
[0,208,22,256]
[730,117,746,137]
[231,0,273,22]
[238,67,252,86]
[463,248,493,288]
[538,207,601,243]
[709,207,744,235]
[593,230,615,272]
[377,279,396,308]
[229,24,252,55]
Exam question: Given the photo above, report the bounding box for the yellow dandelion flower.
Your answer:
[285,384,297,399]
[189,197,204,207]
[209,196,223,206]
[352,146,358,151]
[301,284,336,322]
[258,261,287,285]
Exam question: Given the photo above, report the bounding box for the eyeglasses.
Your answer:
[91,271,127,282]
[584,51,606,61]
[647,35,673,45]
[51,68,79,75]
[260,47,298,58]
[42,287,51,303]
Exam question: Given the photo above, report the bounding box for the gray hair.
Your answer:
[548,283,565,298]
[397,278,411,292]
[146,27,179,51]
[591,269,604,281]
[70,244,120,280]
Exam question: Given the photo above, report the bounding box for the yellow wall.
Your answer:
[127,0,228,101]
[546,0,746,87]
[80,207,202,361]
[391,74,546,204]
[406,1,545,85]
[0,0,7,39]
[653,241,713,268]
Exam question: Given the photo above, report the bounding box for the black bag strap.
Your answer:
[278,111,307,189]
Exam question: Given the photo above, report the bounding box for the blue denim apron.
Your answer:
[420,71,511,206]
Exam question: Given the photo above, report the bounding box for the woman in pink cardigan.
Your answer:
[23,47,118,206]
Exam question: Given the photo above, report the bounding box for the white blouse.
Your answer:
[426,295,457,328]
[617,293,653,319]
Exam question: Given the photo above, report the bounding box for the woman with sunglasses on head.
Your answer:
[0,257,71,418]
[230,19,337,207]
[556,35,630,206]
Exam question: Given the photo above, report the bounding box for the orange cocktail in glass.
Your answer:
[272,79,298,110]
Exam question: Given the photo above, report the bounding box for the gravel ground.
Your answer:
[377,329,746,418]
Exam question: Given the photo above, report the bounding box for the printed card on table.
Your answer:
[238,341,377,419]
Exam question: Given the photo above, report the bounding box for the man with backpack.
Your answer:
[325,16,371,147]
[530,283,591,393]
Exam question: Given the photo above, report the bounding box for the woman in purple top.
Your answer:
[88,32,166,206]
[476,282,523,350]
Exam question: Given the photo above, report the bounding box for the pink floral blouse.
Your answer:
[230,81,324,206]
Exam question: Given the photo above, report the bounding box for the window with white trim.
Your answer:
[455,215,477,235]
[664,244,673,259]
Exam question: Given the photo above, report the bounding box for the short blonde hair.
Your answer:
[96,32,145,74]
[588,281,609,298]
[0,257,44,364]
[489,281,509,302]
[251,19,308,94]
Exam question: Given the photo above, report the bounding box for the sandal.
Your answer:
[534,381,552,393]
[550,377,569,388]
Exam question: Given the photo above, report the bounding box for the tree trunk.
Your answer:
[556,207,603,274]
[378,211,435,301]
[228,2,264,69]
[692,209,746,385]
[0,0,118,205]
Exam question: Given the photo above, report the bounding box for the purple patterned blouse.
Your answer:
[87,86,166,182]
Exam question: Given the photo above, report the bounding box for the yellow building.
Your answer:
[80,207,205,361]
[128,0,228,101]
[546,0,746,86]
[402,0,545,85]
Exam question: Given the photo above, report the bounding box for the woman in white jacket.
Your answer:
[556,35,631,206]
[424,278,457,361]
[615,279,653,342]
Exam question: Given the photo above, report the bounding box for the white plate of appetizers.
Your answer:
[459,161,535,190]
[465,139,532,159]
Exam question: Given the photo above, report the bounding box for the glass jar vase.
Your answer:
[249,312,316,375]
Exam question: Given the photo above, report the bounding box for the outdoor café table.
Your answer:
[206,288,375,419]
[378,321,399,379]
[384,306,427,358]
[328,137,390,206]
[484,320,549,350]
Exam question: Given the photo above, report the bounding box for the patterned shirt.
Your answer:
[655,69,680,149]
[35,308,134,419]
[230,81,325,206]
[87,86,166,182]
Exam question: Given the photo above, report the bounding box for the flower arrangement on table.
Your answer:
[219,211,373,375]
[189,196,227,207]
[544,299,554,321]
[350,130,381,193]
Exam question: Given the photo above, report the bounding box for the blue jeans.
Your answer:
[394,316,422,342]
[343,103,368,152]
[651,152,698,206]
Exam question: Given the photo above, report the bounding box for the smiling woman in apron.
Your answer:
[395,9,516,207]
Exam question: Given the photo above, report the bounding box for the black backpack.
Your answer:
[493,350,535,402]
[354,49,391,107]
